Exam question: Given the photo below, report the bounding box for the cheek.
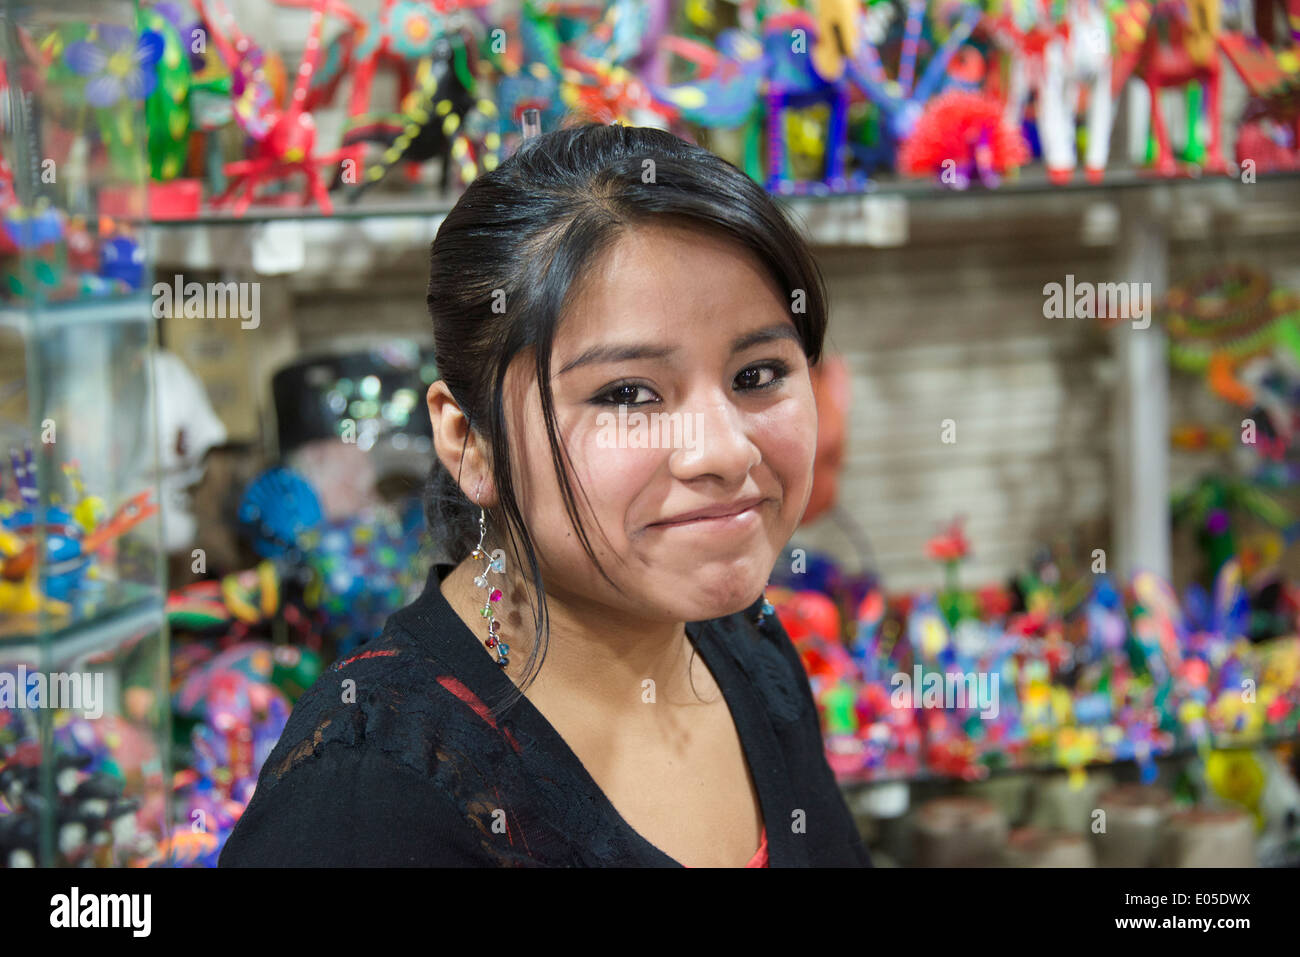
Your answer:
[566,422,664,522]
[759,393,819,492]
[520,417,662,548]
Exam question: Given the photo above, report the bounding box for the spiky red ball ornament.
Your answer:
[898,90,1030,188]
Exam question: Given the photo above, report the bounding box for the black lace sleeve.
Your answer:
[218,636,501,867]
[218,733,484,867]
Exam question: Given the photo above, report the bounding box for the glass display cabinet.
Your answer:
[0,0,171,866]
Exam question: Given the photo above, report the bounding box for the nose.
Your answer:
[667,390,761,483]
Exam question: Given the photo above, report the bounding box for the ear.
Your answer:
[427,380,496,506]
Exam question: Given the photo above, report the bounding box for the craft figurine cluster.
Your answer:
[2,0,1297,302]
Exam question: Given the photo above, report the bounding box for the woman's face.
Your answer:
[501,222,819,624]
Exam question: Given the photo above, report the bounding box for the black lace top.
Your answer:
[219,562,872,867]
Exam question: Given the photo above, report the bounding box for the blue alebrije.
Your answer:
[237,467,324,558]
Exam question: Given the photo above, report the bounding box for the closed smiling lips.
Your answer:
[649,496,768,528]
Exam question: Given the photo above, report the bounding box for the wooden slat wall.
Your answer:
[794,211,1300,595]
[793,239,1116,592]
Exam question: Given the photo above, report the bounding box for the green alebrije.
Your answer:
[142,10,191,182]
[1168,317,1284,371]
[1169,308,1275,337]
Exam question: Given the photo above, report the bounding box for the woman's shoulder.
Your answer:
[258,627,447,780]
[219,623,519,866]
[258,606,532,786]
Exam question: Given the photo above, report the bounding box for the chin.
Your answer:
[666,565,770,621]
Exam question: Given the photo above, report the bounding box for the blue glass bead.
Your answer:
[496,642,509,655]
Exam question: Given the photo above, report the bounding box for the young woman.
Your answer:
[220,122,871,868]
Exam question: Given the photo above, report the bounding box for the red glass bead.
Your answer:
[490,589,502,602]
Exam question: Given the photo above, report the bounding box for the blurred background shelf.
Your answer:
[840,730,1300,789]
[140,167,1300,223]
[0,589,164,663]
[0,294,154,331]
[143,170,1300,258]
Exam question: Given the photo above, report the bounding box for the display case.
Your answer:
[0,0,171,866]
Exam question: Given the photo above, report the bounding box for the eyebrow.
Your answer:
[556,322,802,377]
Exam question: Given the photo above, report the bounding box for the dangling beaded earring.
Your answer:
[471,493,509,667]
[755,586,775,627]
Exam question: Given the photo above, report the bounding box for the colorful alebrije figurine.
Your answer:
[193,0,354,214]
[351,41,501,197]
[1110,0,1230,176]
[992,0,1115,184]
[843,0,983,176]
[1158,265,1300,406]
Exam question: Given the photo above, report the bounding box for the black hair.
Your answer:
[424,120,828,713]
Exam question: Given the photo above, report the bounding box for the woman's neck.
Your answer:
[438,554,704,714]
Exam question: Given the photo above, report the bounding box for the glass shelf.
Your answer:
[0,293,153,331]
[0,586,163,656]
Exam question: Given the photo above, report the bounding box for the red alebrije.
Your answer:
[898,89,1030,178]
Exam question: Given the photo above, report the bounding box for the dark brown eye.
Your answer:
[593,382,657,407]
[735,361,789,391]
